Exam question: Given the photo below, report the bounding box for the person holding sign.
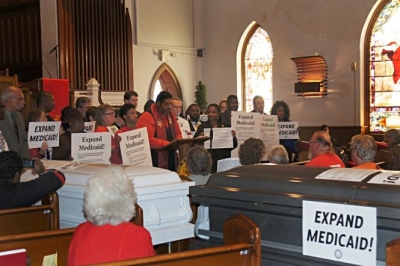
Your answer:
[350,134,382,170]
[194,103,237,173]
[53,108,85,160]
[270,100,297,162]
[113,104,138,164]
[94,104,117,157]
[305,131,344,168]
[136,91,182,171]
[27,109,52,159]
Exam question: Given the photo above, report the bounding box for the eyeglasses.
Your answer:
[309,141,318,145]
[103,112,115,116]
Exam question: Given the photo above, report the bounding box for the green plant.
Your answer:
[195,81,207,112]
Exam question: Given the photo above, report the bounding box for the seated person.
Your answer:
[186,145,212,185]
[350,134,381,169]
[0,151,65,209]
[52,108,85,160]
[384,129,400,148]
[68,166,154,265]
[267,145,289,164]
[320,124,342,148]
[239,138,266,165]
[305,131,345,168]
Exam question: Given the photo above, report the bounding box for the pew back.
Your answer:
[386,237,400,265]
[94,214,260,266]
[0,192,59,236]
[0,228,74,266]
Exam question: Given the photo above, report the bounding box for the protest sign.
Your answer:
[119,127,152,166]
[303,200,376,265]
[84,121,96,133]
[278,121,299,139]
[231,111,279,159]
[28,121,61,149]
[368,171,400,185]
[71,132,111,164]
[203,128,233,149]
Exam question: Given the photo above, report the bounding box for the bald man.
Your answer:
[305,131,344,168]
[0,86,29,158]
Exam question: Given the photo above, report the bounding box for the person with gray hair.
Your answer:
[267,145,289,164]
[239,138,266,165]
[384,129,400,147]
[68,166,155,265]
[350,134,381,169]
[186,145,212,185]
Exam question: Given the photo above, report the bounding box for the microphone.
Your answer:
[49,45,59,54]
[41,61,52,78]
[209,128,213,151]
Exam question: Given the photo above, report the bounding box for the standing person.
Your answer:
[172,97,191,138]
[113,104,138,164]
[194,103,237,173]
[220,95,239,127]
[75,97,92,121]
[94,104,117,158]
[186,103,201,132]
[0,86,29,159]
[27,109,52,160]
[124,91,141,117]
[36,91,55,121]
[219,99,228,113]
[270,100,297,163]
[52,108,85,160]
[305,131,344,168]
[251,95,266,114]
[136,91,182,171]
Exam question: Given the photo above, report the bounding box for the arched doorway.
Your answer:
[149,63,182,100]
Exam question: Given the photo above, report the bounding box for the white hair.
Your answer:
[267,145,289,164]
[83,165,136,225]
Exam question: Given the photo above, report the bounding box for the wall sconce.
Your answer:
[291,55,328,97]
[157,50,177,62]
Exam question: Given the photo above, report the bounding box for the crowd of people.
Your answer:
[1,85,400,264]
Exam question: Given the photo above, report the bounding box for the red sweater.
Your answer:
[68,222,155,265]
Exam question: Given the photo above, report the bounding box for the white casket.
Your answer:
[21,160,195,245]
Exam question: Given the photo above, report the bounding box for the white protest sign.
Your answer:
[315,168,379,182]
[203,128,233,149]
[84,121,96,133]
[368,171,400,185]
[71,132,111,164]
[28,121,61,149]
[278,121,299,139]
[217,157,241,172]
[260,114,279,160]
[303,201,376,266]
[119,127,152,166]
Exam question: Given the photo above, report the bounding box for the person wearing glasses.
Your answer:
[305,131,344,168]
[136,91,182,171]
[220,95,239,127]
[94,104,117,158]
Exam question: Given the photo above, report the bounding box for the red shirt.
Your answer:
[68,222,155,265]
[305,153,345,168]
[113,126,135,164]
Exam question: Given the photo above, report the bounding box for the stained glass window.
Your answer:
[243,27,273,112]
[369,0,400,132]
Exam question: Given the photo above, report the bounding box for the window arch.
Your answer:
[149,63,182,101]
[240,23,273,113]
[365,0,400,132]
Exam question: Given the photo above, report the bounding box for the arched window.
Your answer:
[365,0,400,132]
[149,63,182,101]
[240,23,273,113]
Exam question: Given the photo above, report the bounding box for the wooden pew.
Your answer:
[386,237,400,265]
[95,214,260,266]
[0,228,74,266]
[0,192,59,236]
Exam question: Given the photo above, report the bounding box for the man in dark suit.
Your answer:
[0,86,30,158]
[220,95,239,127]
[250,95,266,114]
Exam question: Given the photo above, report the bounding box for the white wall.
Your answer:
[201,0,376,126]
